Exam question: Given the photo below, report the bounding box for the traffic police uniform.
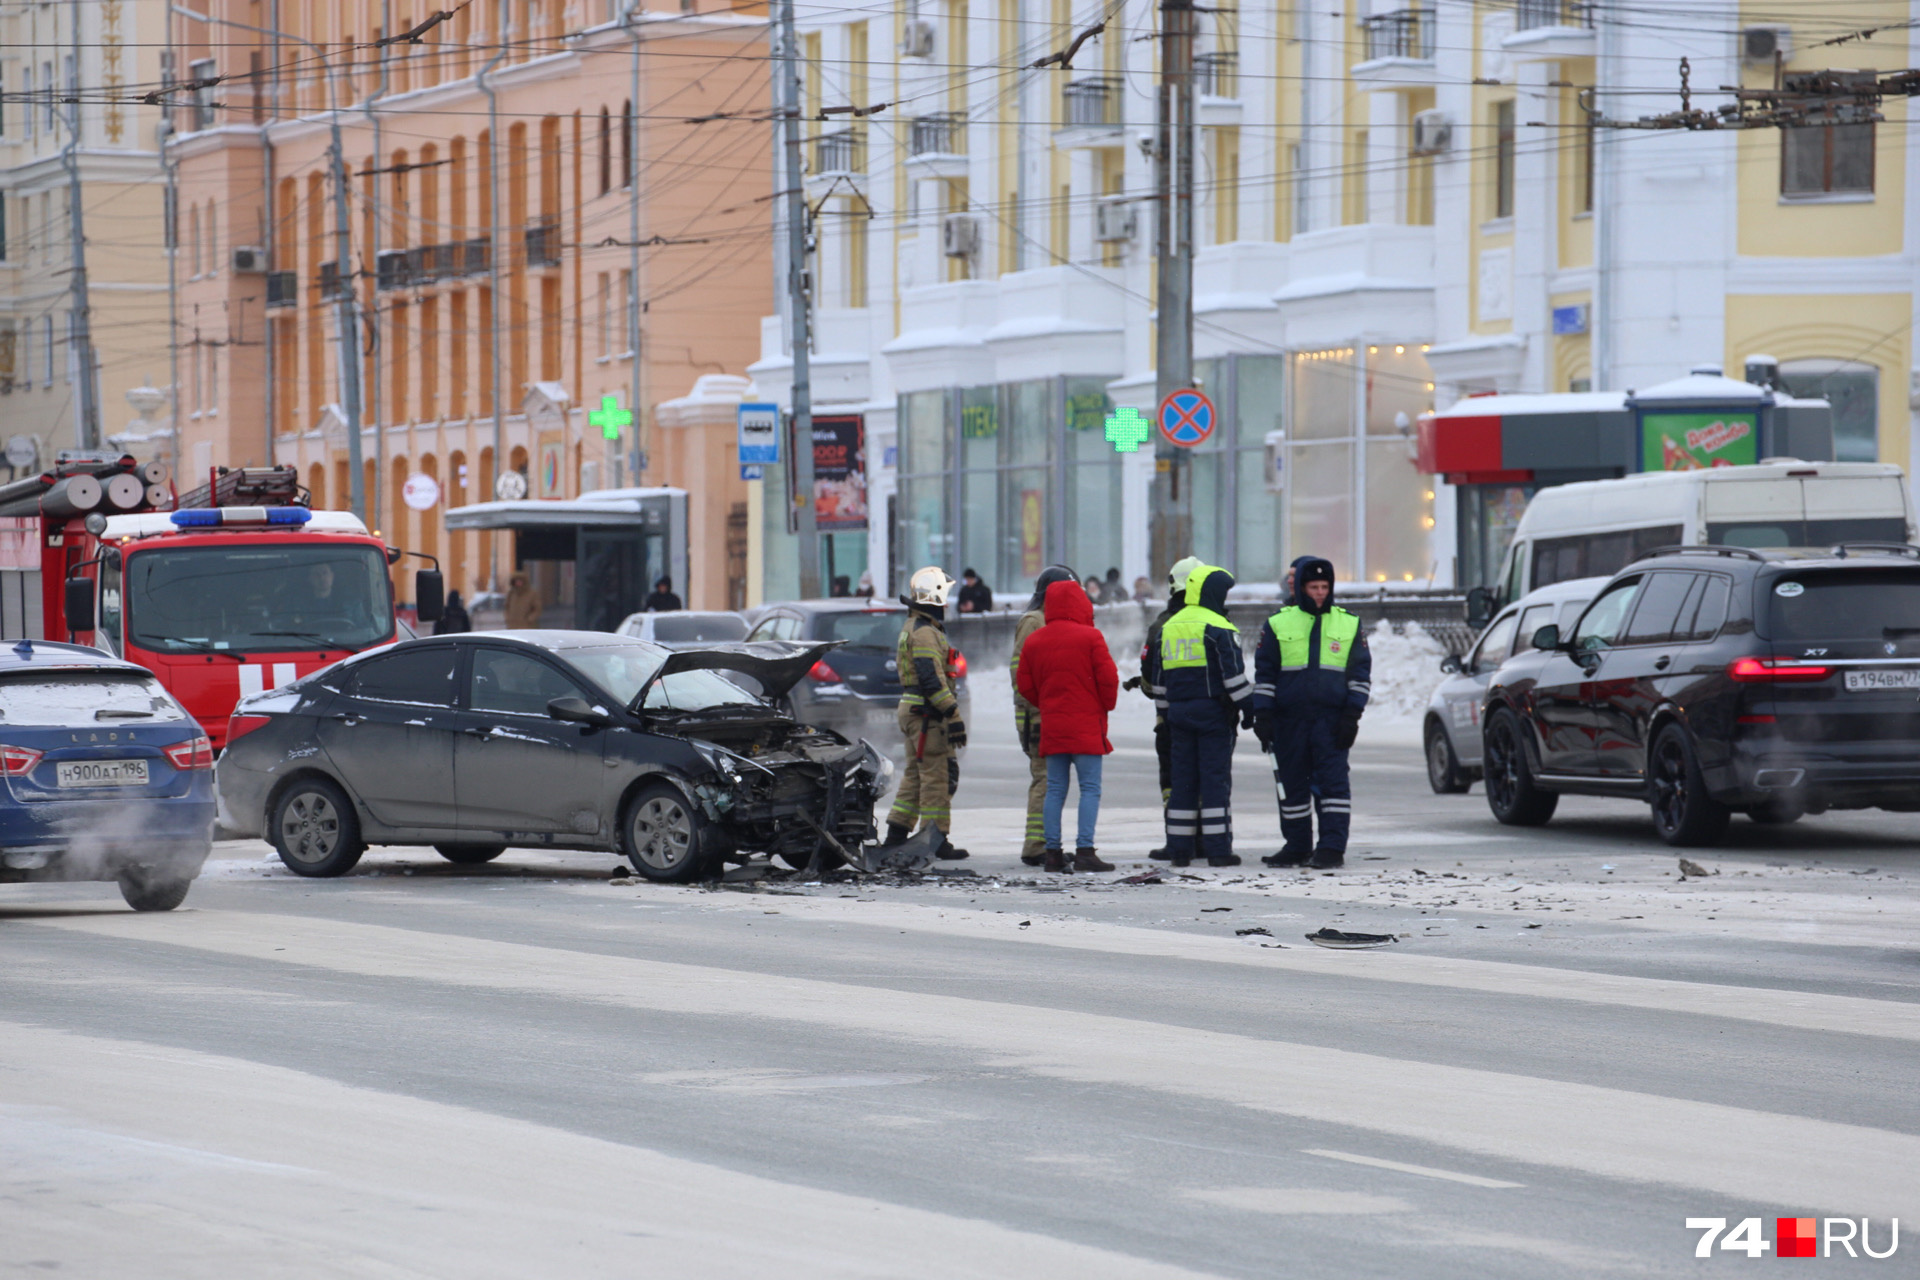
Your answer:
[1147,565,1253,866]
[885,568,968,857]
[1251,557,1371,868]
[1013,564,1079,866]
[1135,555,1202,862]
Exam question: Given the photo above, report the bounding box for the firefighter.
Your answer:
[1252,557,1371,870]
[883,566,969,859]
[1012,563,1079,866]
[1132,555,1202,862]
[1155,565,1254,867]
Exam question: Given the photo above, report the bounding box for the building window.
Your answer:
[0,197,7,261]
[597,108,610,195]
[1494,100,1516,219]
[1779,358,1879,462]
[1781,123,1873,197]
[620,100,633,188]
[42,314,53,385]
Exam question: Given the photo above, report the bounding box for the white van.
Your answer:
[1486,462,1916,610]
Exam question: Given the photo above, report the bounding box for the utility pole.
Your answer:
[331,126,367,524]
[625,0,644,487]
[777,0,820,598]
[1149,0,1196,576]
[61,3,101,449]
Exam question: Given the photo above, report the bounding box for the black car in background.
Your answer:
[1482,544,1920,846]
[215,632,891,882]
[745,600,970,739]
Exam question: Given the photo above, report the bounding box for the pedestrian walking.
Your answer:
[1252,557,1371,869]
[1131,555,1201,862]
[504,572,541,629]
[1102,567,1124,603]
[1146,565,1254,867]
[1015,579,1118,873]
[1011,564,1078,866]
[882,566,969,859]
[432,590,472,635]
[956,568,994,614]
[644,576,683,611]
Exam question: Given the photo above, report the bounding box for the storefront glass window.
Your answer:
[1290,350,1357,440]
[1778,359,1879,463]
[897,474,951,582]
[1236,356,1286,586]
[959,385,999,470]
[1001,467,1051,588]
[1064,377,1122,579]
[1365,438,1431,583]
[1459,484,1533,593]
[1287,443,1354,578]
[900,390,950,476]
[959,467,999,585]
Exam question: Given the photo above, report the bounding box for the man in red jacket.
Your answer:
[1015,579,1119,873]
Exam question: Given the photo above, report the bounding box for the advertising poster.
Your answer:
[1642,412,1758,471]
[804,414,868,531]
[1020,490,1044,577]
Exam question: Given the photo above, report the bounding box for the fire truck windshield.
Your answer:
[125,543,395,655]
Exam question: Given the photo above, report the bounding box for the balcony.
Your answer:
[905,113,966,180]
[1055,78,1124,149]
[811,129,863,175]
[375,248,412,291]
[317,260,346,299]
[1195,52,1237,100]
[265,269,298,307]
[1516,0,1591,31]
[460,237,491,276]
[524,217,561,269]
[1504,0,1595,60]
[1352,7,1440,88]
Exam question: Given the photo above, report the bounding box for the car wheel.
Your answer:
[270,777,366,877]
[1748,800,1804,825]
[622,782,714,883]
[1648,723,1731,847]
[1482,709,1558,827]
[434,843,507,864]
[1424,718,1471,794]
[118,871,192,912]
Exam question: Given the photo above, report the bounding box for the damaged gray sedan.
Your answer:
[215,632,892,882]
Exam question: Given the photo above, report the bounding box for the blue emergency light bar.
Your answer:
[169,506,312,528]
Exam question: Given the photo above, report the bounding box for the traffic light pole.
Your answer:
[1150,0,1196,578]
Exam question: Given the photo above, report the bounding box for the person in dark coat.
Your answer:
[1151,565,1253,867]
[956,568,993,613]
[1015,579,1118,873]
[644,576,683,611]
[432,590,472,635]
[1252,557,1371,869]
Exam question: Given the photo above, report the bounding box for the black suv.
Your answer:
[1481,544,1920,846]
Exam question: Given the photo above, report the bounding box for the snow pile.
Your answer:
[1363,618,1450,722]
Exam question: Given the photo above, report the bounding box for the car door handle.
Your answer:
[463,726,496,739]
[331,713,362,726]
[1653,655,1672,670]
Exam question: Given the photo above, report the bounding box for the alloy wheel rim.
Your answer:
[1651,738,1686,829]
[1486,722,1518,809]
[1427,730,1452,786]
[282,792,340,863]
[632,796,693,870]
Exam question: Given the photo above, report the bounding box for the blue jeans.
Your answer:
[1043,753,1104,850]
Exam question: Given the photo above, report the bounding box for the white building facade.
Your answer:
[751,0,1920,600]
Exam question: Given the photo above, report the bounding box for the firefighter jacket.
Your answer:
[1154,566,1252,706]
[897,607,959,716]
[1011,608,1046,748]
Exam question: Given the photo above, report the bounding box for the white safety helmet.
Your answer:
[1167,555,1204,595]
[907,566,956,607]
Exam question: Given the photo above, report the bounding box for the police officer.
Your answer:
[1130,555,1201,862]
[1012,564,1078,865]
[1149,564,1254,867]
[882,566,969,859]
[1252,557,1370,869]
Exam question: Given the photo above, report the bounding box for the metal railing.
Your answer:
[811,129,863,175]
[523,217,561,268]
[317,260,345,298]
[1195,51,1237,99]
[1062,77,1121,127]
[908,113,963,156]
[460,237,491,276]
[375,249,412,291]
[1362,7,1434,61]
[265,270,298,307]
[1516,0,1591,31]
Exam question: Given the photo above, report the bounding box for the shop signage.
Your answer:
[1642,411,1759,471]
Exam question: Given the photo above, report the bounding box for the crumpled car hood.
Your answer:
[649,640,839,702]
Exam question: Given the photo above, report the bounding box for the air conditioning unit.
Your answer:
[901,19,935,57]
[1411,109,1452,156]
[1742,25,1789,63]
[231,246,267,273]
[1093,199,1137,243]
[941,214,979,258]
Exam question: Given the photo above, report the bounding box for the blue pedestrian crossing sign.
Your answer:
[1157,388,1216,448]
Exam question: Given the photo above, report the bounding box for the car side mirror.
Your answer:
[64,576,95,633]
[1530,624,1561,652]
[1465,585,1495,629]
[1439,653,1462,675]
[414,568,445,623]
[547,695,611,726]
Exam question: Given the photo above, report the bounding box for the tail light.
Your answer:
[227,714,272,744]
[1728,657,1831,683]
[165,736,215,771]
[808,660,842,683]
[0,744,44,775]
[949,648,968,678]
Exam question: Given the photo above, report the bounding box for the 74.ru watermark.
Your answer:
[1686,1218,1899,1259]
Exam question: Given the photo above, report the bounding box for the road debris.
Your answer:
[1305,927,1398,950]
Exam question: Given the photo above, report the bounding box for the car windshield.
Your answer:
[650,614,747,643]
[1764,569,1920,641]
[127,544,395,654]
[562,644,763,712]
[0,671,186,726]
[818,609,904,650]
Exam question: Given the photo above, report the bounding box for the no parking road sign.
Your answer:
[1157,388,1216,448]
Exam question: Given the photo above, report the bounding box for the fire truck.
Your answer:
[0,457,442,748]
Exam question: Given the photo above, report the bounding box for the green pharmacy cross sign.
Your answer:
[1104,406,1151,453]
[590,394,633,441]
